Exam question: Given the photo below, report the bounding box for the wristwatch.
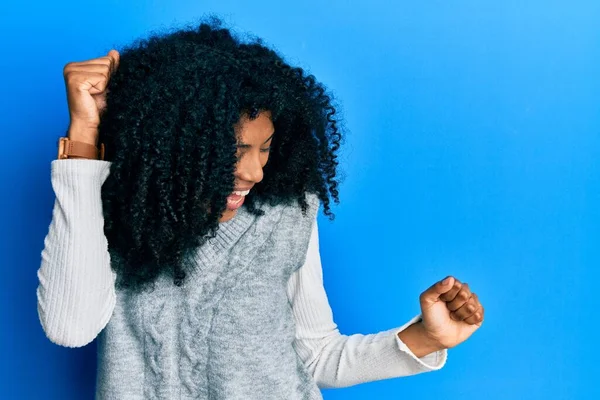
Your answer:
[57,137,105,160]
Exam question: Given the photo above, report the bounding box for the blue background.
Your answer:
[1,1,598,399]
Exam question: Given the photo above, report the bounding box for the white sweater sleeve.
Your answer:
[37,159,117,348]
[287,217,447,388]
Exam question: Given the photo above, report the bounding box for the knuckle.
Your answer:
[462,283,471,294]
[63,62,74,74]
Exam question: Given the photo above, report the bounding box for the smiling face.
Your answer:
[219,110,274,223]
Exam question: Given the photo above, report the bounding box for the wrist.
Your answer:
[68,120,99,146]
[397,321,445,358]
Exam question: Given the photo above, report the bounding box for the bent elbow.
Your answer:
[36,289,115,348]
[37,303,99,348]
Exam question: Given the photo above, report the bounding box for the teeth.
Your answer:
[233,190,250,196]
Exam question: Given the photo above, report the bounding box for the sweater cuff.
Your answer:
[394,314,447,371]
[51,159,112,185]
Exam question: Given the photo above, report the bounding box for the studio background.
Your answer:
[1,1,598,399]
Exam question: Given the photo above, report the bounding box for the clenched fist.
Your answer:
[63,49,120,145]
[398,276,485,357]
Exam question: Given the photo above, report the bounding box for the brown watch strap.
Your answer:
[58,137,105,160]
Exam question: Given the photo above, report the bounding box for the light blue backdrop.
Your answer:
[1,1,598,399]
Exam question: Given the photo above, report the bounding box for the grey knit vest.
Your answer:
[95,194,322,400]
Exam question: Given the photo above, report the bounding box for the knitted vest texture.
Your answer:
[95,194,322,400]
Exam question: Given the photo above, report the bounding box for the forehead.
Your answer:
[235,111,274,143]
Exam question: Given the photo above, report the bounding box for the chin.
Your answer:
[219,209,237,223]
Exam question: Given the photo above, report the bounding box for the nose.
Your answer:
[235,151,264,184]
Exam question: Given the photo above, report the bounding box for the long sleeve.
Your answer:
[286,217,447,388]
[37,159,117,348]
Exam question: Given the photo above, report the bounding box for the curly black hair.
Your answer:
[98,18,343,290]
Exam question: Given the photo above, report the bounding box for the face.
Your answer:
[219,111,274,223]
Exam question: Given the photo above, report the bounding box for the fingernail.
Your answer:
[442,277,451,285]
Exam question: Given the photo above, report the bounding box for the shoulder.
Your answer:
[258,192,320,217]
[284,192,320,223]
[305,192,320,213]
[276,193,320,251]
[250,193,320,240]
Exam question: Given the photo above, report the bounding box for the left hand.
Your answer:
[418,276,485,350]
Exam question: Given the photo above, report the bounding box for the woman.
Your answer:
[37,20,484,399]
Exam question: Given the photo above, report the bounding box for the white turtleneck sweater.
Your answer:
[37,159,446,389]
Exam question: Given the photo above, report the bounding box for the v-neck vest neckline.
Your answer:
[193,205,257,268]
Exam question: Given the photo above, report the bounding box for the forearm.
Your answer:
[37,159,116,347]
[303,326,446,388]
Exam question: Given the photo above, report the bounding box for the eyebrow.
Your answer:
[237,132,275,147]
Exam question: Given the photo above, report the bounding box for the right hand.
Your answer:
[63,49,120,145]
